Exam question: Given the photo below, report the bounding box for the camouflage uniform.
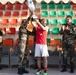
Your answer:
[60,23,76,71]
[0,30,4,62]
[18,17,36,68]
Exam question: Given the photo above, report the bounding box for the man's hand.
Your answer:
[62,25,69,31]
[65,26,69,30]
[62,25,66,31]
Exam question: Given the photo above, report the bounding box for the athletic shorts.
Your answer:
[35,44,49,57]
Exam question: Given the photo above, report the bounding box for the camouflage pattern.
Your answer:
[18,17,36,68]
[0,30,4,62]
[0,43,3,62]
[60,23,76,69]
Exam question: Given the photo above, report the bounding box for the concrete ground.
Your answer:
[0,67,76,75]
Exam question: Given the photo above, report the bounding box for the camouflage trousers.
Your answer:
[62,43,75,68]
[0,43,3,62]
[18,39,29,68]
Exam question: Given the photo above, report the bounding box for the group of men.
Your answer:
[0,8,76,75]
[17,7,76,75]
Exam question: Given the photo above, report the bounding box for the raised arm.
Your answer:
[21,9,33,27]
[35,19,46,30]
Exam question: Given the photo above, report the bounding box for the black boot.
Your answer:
[61,68,67,72]
[18,67,23,75]
[61,66,67,72]
[70,67,74,73]
[22,67,29,73]
[0,67,2,70]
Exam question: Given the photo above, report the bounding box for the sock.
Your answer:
[44,67,47,71]
[38,67,42,70]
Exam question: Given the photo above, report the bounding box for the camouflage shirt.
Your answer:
[0,30,4,48]
[60,23,76,44]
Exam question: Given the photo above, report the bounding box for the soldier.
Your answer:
[0,29,5,70]
[60,15,76,73]
[18,10,34,75]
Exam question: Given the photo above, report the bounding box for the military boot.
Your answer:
[61,68,67,72]
[18,67,23,75]
[0,67,2,70]
[22,67,29,73]
[61,66,67,72]
[70,67,74,73]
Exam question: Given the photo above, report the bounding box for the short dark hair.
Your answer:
[39,19,44,23]
[66,15,72,19]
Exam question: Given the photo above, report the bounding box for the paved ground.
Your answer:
[0,68,76,75]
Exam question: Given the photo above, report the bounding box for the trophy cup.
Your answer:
[27,0,35,12]
[27,0,38,19]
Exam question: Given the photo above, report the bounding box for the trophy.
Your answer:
[27,0,38,19]
[27,0,35,12]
